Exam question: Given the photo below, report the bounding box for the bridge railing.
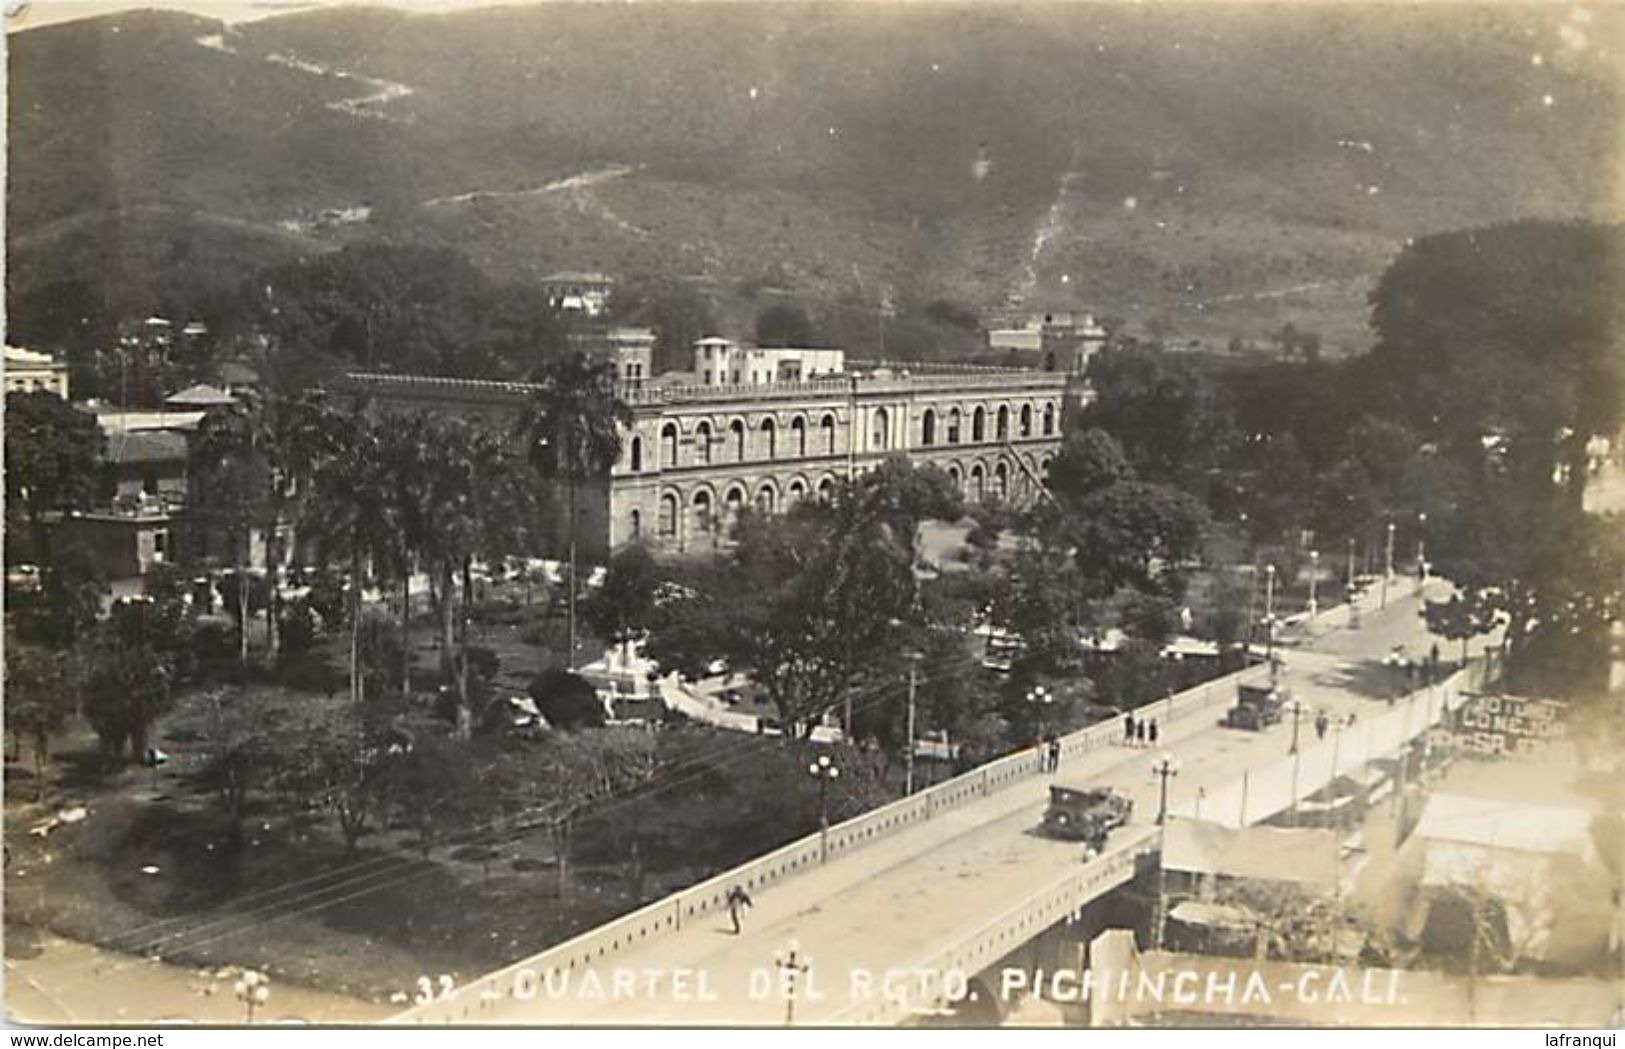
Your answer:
[828,826,1162,1026]
[1169,655,1489,826]
[394,664,1245,1022]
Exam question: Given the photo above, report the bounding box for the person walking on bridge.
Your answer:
[1123,714,1136,746]
[725,885,753,935]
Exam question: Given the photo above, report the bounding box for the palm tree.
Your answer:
[190,388,333,666]
[513,353,631,669]
[304,409,402,703]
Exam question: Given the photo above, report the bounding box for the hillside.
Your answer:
[8,3,1622,355]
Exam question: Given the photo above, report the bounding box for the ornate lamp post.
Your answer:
[1284,696,1307,756]
[773,939,811,1026]
[233,969,270,1024]
[1150,753,1180,826]
[1026,684,1055,767]
[1307,549,1320,618]
[807,753,839,863]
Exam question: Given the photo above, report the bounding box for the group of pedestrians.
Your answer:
[1121,713,1159,748]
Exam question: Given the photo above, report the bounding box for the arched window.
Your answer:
[821,414,837,454]
[947,464,962,488]
[629,508,641,539]
[659,493,678,537]
[1043,403,1056,436]
[995,461,1009,498]
[695,421,713,465]
[788,479,806,504]
[872,407,889,451]
[970,464,985,501]
[629,436,643,472]
[761,417,777,459]
[997,406,1010,441]
[756,485,775,514]
[724,485,746,524]
[693,490,713,534]
[791,417,807,457]
[661,424,678,468]
[948,408,962,444]
[1019,405,1032,438]
[972,407,986,442]
[922,409,937,446]
[817,477,835,500]
[729,419,746,462]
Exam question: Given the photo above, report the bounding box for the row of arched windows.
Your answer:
[629,454,1054,544]
[625,399,1060,474]
[919,402,1056,449]
[628,414,843,473]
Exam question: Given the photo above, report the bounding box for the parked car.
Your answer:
[1040,784,1133,844]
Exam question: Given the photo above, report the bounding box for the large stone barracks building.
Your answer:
[343,337,1094,561]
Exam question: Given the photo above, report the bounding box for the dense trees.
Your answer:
[1364,221,1625,696]
[4,390,105,562]
[643,459,966,739]
[235,244,564,388]
[1080,348,1237,486]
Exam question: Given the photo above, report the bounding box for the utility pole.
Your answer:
[904,652,922,796]
[1347,537,1358,627]
[1381,521,1395,609]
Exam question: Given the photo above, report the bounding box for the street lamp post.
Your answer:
[807,754,840,863]
[1416,512,1428,573]
[1164,649,1184,722]
[904,651,922,796]
[1285,697,1306,755]
[1027,684,1054,767]
[773,940,811,1026]
[1150,753,1180,826]
[1307,550,1320,619]
[233,969,270,1024]
[1264,564,1277,662]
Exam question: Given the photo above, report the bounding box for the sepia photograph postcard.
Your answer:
[2,0,1622,1033]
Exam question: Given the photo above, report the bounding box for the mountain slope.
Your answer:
[8,3,1622,354]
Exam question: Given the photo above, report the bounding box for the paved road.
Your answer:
[448,581,1456,1026]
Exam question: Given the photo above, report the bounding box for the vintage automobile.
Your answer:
[1222,681,1289,731]
[1040,784,1133,844]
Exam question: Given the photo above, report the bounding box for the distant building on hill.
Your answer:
[5,345,71,398]
[542,271,615,317]
[984,311,1108,373]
